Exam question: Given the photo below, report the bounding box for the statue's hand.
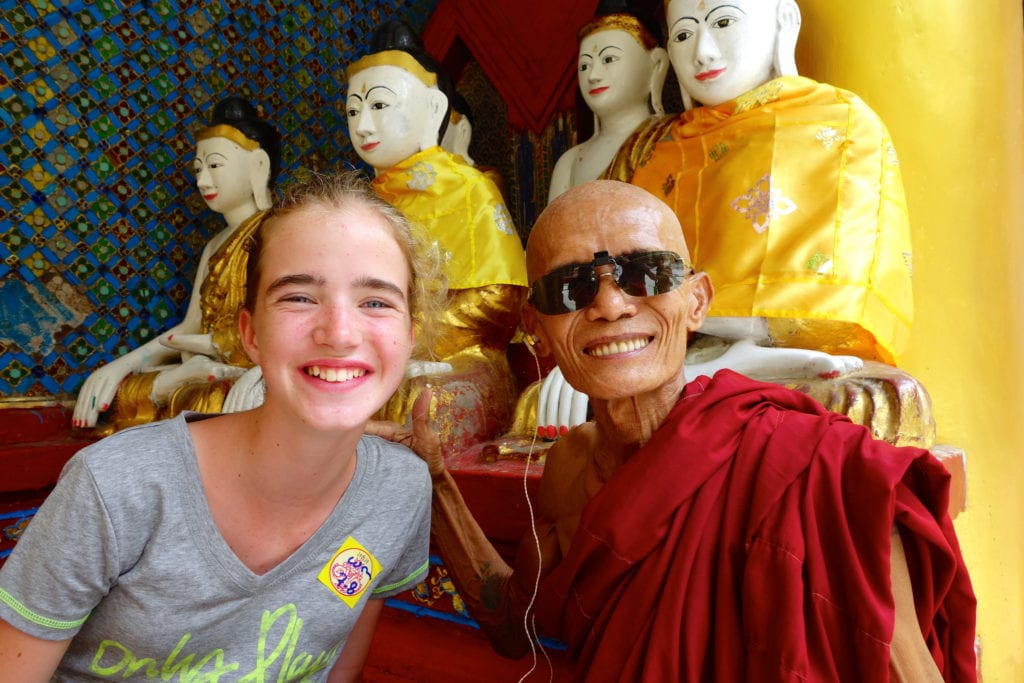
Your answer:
[404,359,453,379]
[150,356,247,404]
[775,0,801,77]
[72,362,133,428]
[686,338,864,382]
[160,332,218,357]
[222,366,265,413]
[365,390,445,476]
[536,366,589,440]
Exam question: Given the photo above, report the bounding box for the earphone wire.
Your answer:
[517,338,553,683]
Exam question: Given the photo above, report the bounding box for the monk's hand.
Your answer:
[365,389,445,476]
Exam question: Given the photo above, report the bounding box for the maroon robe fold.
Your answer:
[534,370,976,682]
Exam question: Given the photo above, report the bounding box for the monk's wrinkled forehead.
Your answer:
[527,180,688,281]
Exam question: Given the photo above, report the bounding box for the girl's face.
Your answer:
[240,203,414,432]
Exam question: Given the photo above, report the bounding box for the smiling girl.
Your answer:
[0,171,446,682]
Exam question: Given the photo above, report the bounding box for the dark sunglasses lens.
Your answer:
[619,253,686,296]
[532,265,596,314]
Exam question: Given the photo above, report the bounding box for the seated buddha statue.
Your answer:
[527,0,931,447]
[548,0,668,202]
[345,20,529,453]
[72,97,280,432]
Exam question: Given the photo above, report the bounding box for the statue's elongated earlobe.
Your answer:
[250,149,272,211]
[650,48,669,115]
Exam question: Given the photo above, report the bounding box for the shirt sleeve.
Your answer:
[0,454,120,640]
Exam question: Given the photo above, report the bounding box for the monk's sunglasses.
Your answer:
[529,250,693,315]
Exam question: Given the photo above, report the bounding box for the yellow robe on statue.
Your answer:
[371,146,528,447]
[109,211,265,431]
[610,76,912,364]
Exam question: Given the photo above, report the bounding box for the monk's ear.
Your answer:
[520,301,552,358]
[684,271,713,332]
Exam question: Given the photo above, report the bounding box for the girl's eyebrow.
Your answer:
[266,273,326,294]
[266,273,406,300]
[352,274,406,300]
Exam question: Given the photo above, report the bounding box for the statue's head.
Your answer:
[440,91,475,166]
[665,0,801,109]
[194,96,281,213]
[345,20,451,174]
[577,0,669,117]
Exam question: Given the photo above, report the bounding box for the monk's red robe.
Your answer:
[534,370,976,682]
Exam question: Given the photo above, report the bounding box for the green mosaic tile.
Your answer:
[0,227,29,252]
[150,261,172,284]
[0,359,32,387]
[3,49,32,79]
[67,336,94,362]
[89,235,116,262]
[5,7,33,34]
[89,277,117,304]
[67,253,97,281]
[70,50,98,73]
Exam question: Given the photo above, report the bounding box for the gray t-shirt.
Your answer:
[0,413,430,681]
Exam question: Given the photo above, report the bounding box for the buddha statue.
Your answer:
[530,0,930,447]
[548,0,668,202]
[345,20,529,452]
[72,97,280,432]
[440,91,508,199]
[440,91,476,167]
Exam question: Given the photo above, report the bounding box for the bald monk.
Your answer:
[373,180,976,681]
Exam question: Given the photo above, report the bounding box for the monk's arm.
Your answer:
[888,527,944,682]
[429,468,559,659]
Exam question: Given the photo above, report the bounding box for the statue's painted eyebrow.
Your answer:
[598,45,624,56]
[346,85,397,102]
[705,4,746,21]
[673,15,699,27]
[672,3,746,29]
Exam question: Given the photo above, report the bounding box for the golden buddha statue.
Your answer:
[72,97,280,433]
[345,20,529,453]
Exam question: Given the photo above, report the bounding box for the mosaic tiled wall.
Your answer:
[0,0,438,400]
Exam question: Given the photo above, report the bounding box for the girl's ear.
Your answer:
[249,149,273,210]
[238,307,260,365]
